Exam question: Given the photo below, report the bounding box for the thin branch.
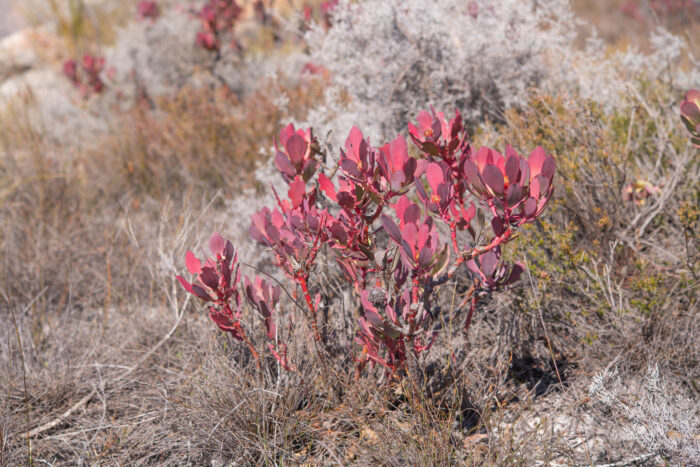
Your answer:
[16,294,191,439]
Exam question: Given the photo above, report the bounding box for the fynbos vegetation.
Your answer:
[0,0,697,465]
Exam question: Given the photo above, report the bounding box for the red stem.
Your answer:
[409,276,420,324]
[463,293,478,335]
[296,274,321,341]
[449,220,460,255]
[454,226,516,270]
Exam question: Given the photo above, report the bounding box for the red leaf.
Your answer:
[482,165,505,196]
[209,232,225,256]
[506,262,525,285]
[275,151,296,178]
[475,147,493,172]
[288,176,306,207]
[425,162,444,193]
[381,215,402,244]
[185,251,202,275]
[505,154,520,182]
[523,197,537,218]
[318,172,337,201]
[200,267,219,289]
[529,146,546,178]
[417,247,433,269]
[491,216,504,236]
[541,154,556,179]
[481,251,498,277]
[176,275,194,294]
[285,134,308,166]
[505,183,523,207]
[519,158,530,185]
[463,160,485,193]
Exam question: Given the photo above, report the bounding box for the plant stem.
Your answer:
[296,274,321,341]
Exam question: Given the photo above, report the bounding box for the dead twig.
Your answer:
[15,294,191,440]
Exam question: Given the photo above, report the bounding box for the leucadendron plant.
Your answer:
[680,89,700,147]
[193,0,243,52]
[178,108,556,379]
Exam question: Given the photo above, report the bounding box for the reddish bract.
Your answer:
[63,54,107,98]
[275,124,317,182]
[680,89,700,147]
[178,106,557,379]
[176,233,247,339]
[195,0,243,52]
[137,1,160,21]
[463,145,555,224]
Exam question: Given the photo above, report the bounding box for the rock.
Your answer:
[0,26,62,82]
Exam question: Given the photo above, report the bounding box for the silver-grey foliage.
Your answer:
[304,0,699,147]
[305,0,579,144]
[589,365,700,466]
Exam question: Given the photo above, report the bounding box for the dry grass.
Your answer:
[572,0,700,52]
[475,88,699,380]
[1,2,699,466]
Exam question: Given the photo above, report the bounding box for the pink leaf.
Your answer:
[275,151,296,178]
[185,251,202,275]
[318,172,337,201]
[278,123,295,147]
[416,110,433,131]
[481,251,499,277]
[425,162,444,193]
[389,134,408,169]
[346,126,365,161]
[529,146,546,178]
[285,134,308,166]
[209,232,225,256]
[523,197,537,218]
[680,102,699,122]
[541,154,556,179]
[416,221,431,251]
[505,183,523,207]
[475,147,494,172]
[381,215,402,244]
[288,176,305,208]
[505,154,520,182]
[482,165,505,196]
[401,224,418,256]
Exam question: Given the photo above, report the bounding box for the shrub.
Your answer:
[62,53,108,97]
[680,89,700,147]
[303,0,700,146]
[620,0,700,26]
[589,365,700,465]
[304,0,582,144]
[177,108,556,378]
[106,1,310,101]
[479,84,699,376]
[193,0,243,53]
[137,1,160,21]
